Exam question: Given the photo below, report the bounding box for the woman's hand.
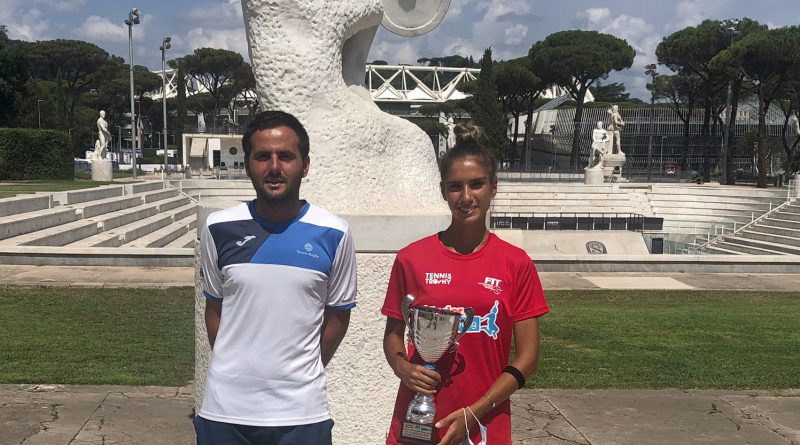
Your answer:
[434,407,473,445]
[393,358,441,394]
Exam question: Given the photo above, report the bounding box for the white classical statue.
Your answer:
[588,121,608,169]
[607,104,625,154]
[93,110,111,160]
[446,115,456,149]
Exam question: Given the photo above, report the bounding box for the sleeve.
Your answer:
[511,257,549,321]
[380,255,407,320]
[326,227,357,311]
[200,221,224,302]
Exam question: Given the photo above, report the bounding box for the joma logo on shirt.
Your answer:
[425,272,452,285]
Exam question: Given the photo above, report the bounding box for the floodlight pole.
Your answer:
[37,99,43,129]
[160,36,171,180]
[125,8,141,179]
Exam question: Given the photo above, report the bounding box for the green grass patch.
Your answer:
[0,287,194,386]
[530,290,800,390]
[0,180,111,199]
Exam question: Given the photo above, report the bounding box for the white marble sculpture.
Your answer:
[446,115,456,150]
[607,104,624,154]
[240,0,447,215]
[588,121,607,170]
[93,110,111,160]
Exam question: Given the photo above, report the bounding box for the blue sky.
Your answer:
[2,0,799,99]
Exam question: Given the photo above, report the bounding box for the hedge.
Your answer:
[0,128,73,180]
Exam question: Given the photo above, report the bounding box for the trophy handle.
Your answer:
[401,294,415,344]
[450,308,475,352]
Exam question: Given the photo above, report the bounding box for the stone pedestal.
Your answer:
[602,153,627,182]
[91,159,113,182]
[584,167,604,184]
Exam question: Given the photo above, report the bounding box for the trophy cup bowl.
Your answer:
[399,295,474,444]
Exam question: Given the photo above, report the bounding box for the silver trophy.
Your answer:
[399,294,474,444]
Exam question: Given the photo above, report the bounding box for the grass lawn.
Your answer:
[0,180,111,199]
[1,288,797,389]
[0,287,194,386]
[531,290,800,390]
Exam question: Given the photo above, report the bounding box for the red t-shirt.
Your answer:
[381,233,549,445]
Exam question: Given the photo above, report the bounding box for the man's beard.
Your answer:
[252,175,302,204]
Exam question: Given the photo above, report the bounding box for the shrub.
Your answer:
[0,128,72,180]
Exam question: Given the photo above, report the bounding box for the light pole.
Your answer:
[37,99,43,129]
[721,19,741,185]
[125,8,141,179]
[160,36,171,179]
[645,63,659,181]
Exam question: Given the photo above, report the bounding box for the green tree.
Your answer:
[591,81,637,103]
[495,57,546,167]
[658,19,766,182]
[653,74,703,168]
[0,25,28,126]
[24,39,120,129]
[530,30,635,168]
[172,48,252,132]
[712,26,800,187]
[469,48,507,161]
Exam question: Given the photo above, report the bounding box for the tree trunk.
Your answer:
[570,90,587,170]
[725,80,742,185]
[680,106,693,173]
[757,88,768,188]
[512,111,520,167]
[523,105,534,171]
[699,99,712,179]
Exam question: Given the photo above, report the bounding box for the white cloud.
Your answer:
[369,40,421,65]
[671,0,730,29]
[0,1,51,40]
[74,15,150,44]
[188,0,243,29]
[184,26,249,57]
[580,7,611,24]
[504,24,528,45]
[33,0,87,13]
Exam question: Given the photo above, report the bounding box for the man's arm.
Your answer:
[320,309,351,367]
[205,300,222,350]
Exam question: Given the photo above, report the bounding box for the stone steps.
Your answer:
[0,195,52,217]
[125,214,197,248]
[0,207,79,240]
[741,226,800,248]
[716,236,799,255]
[764,217,800,230]
[0,219,99,246]
[165,230,197,249]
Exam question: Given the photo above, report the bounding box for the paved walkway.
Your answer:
[1,265,800,291]
[2,267,798,444]
[2,384,798,445]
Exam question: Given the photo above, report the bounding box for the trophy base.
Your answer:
[399,420,436,444]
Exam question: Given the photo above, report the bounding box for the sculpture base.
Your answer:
[91,159,113,182]
[399,420,436,444]
[584,168,604,184]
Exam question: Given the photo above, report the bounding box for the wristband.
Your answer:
[504,365,526,389]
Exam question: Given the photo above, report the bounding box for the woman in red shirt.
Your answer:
[381,123,549,445]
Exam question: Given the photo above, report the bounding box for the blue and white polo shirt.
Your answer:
[198,200,357,427]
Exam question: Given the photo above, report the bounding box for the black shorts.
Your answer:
[194,415,334,445]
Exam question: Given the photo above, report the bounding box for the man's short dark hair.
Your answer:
[242,110,310,159]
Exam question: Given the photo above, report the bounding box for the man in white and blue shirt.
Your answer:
[195,110,357,445]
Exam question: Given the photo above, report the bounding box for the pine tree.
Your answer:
[470,48,507,162]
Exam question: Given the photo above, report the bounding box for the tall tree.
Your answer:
[529,30,635,169]
[24,39,119,129]
[470,48,507,161]
[495,57,546,166]
[653,74,703,170]
[173,48,251,133]
[591,81,637,103]
[0,25,28,126]
[712,26,800,187]
[658,19,766,182]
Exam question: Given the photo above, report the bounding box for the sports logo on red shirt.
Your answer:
[478,276,503,295]
[425,272,452,285]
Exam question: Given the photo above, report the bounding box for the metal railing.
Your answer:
[698,177,798,249]
[490,212,662,232]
